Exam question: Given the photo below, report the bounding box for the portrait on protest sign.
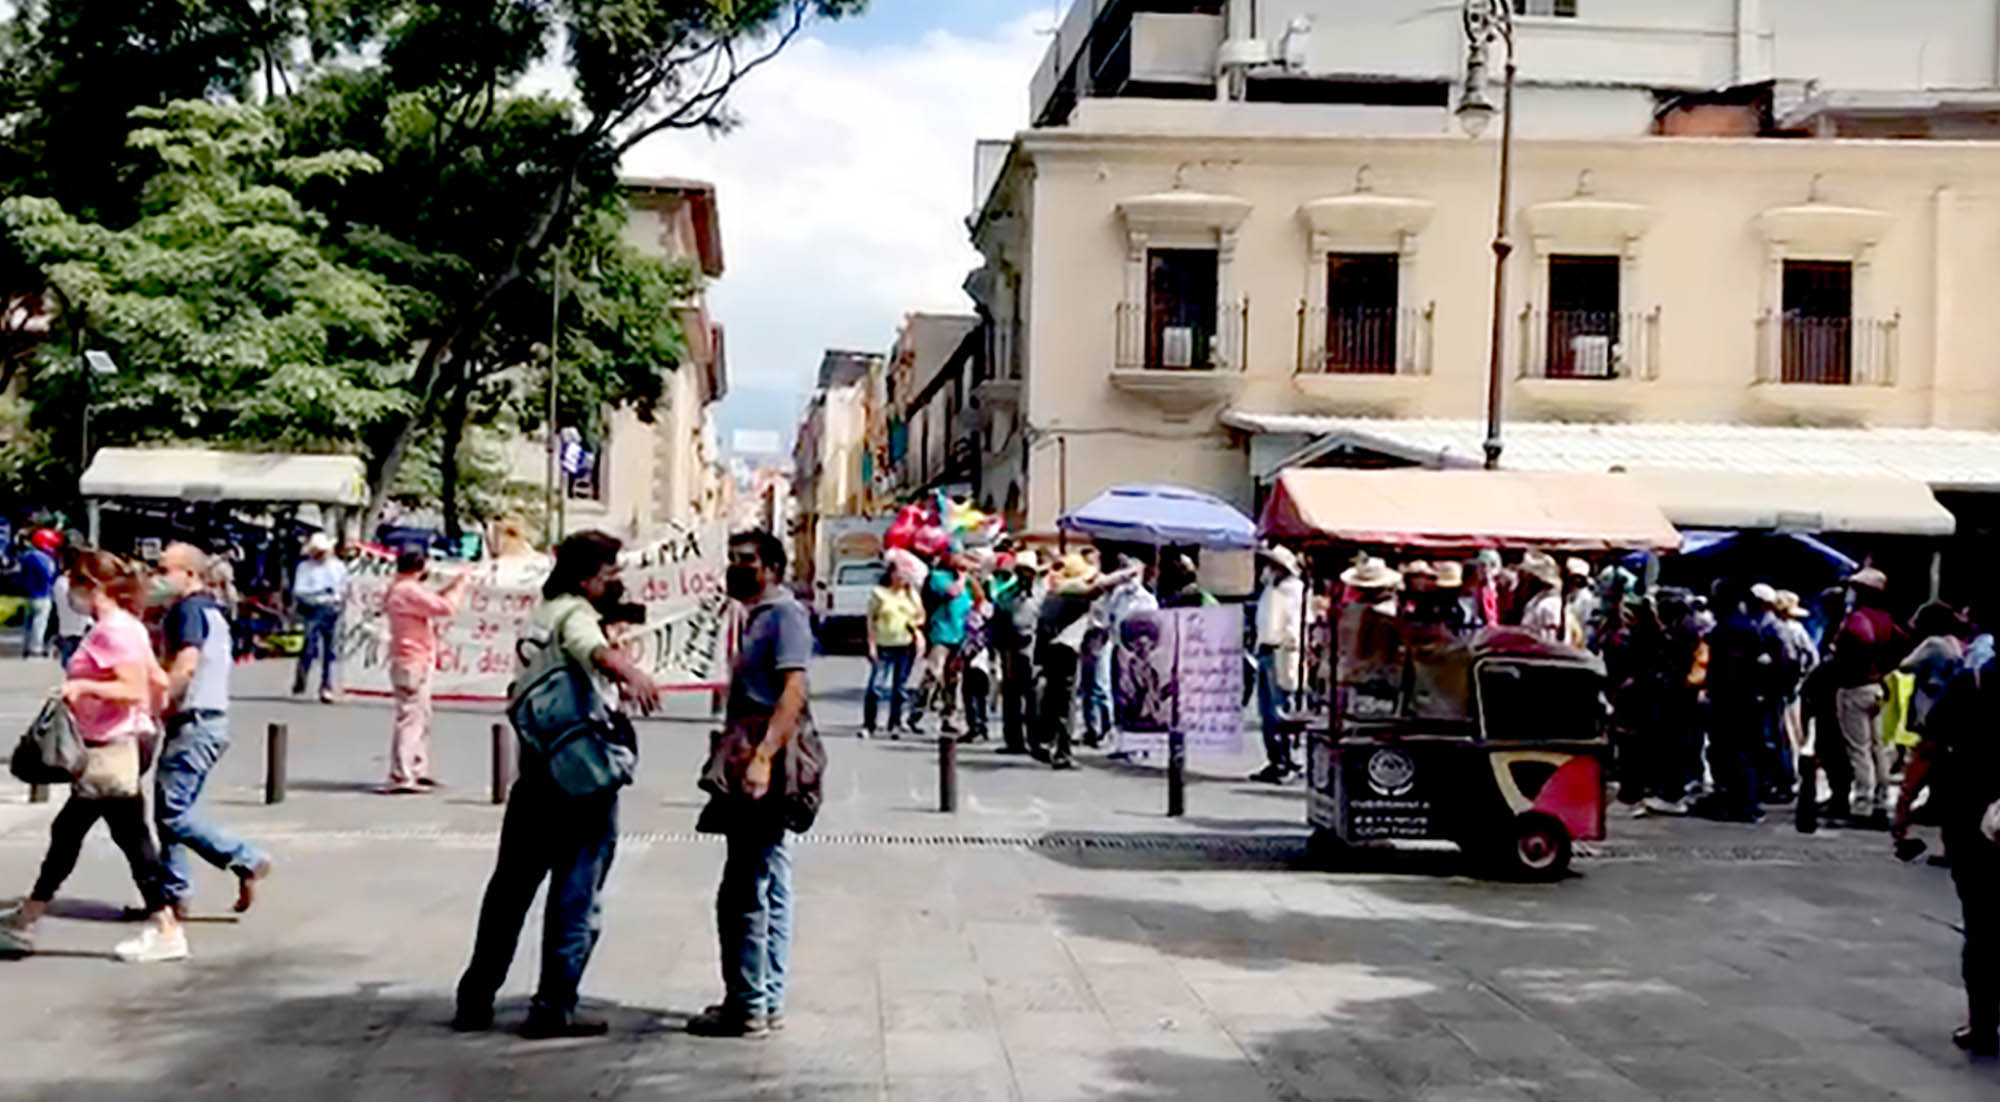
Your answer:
[1111,604,1242,756]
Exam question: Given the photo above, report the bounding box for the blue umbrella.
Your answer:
[1059,484,1258,550]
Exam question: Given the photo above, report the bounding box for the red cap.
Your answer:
[29,529,61,553]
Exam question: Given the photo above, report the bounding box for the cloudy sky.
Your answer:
[622,0,1057,459]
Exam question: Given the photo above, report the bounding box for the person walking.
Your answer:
[291,532,347,701]
[381,549,473,793]
[1772,590,1818,803]
[1829,568,1905,824]
[1891,603,1974,852]
[49,545,91,667]
[0,550,186,962]
[990,551,1043,756]
[1912,649,2000,1061]
[17,529,59,659]
[155,542,273,916]
[454,531,660,1039]
[862,551,925,739]
[687,530,817,1038]
[1251,545,1306,783]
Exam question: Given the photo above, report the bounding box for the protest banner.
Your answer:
[337,525,733,701]
[1112,603,1243,755]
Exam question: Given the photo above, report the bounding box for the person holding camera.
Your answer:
[380,549,474,795]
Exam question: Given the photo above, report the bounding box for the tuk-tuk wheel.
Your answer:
[1501,813,1572,881]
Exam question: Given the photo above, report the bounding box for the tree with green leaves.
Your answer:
[2,101,408,472]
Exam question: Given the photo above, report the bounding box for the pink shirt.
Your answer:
[67,608,156,746]
[385,576,461,670]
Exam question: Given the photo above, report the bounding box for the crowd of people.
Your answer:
[862,534,1216,773]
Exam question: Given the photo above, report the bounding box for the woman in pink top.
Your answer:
[380,549,472,794]
[0,550,187,963]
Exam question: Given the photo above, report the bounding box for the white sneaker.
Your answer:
[1642,796,1691,817]
[114,925,189,964]
[0,922,33,956]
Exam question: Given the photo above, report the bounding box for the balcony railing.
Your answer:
[1115,299,1250,373]
[1517,308,1660,381]
[1756,313,1899,387]
[1296,303,1435,376]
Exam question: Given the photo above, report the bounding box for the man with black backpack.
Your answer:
[453,531,659,1040]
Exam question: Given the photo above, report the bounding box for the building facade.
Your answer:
[883,312,982,502]
[967,0,2000,534]
[792,350,879,585]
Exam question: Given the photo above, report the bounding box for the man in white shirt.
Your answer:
[1519,552,1568,644]
[291,532,348,702]
[1252,546,1306,783]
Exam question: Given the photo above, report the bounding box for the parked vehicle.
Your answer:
[816,558,883,654]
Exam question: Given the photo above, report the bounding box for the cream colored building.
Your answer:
[522,177,729,542]
[967,0,2000,538]
[792,351,878,584]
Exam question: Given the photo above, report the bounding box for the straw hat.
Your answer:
[1848,567,1888,591]
[1565,557,1591,579]
[1261,544,1301,577]
[1340,557,1402,591]
[1520,551,1562,589]
[1054,552,1099,587]
[305,532,335,555]
[1402,560,1437,580]
[1012,549,1042,573]
[1431,561,1465,589]
[1773,590,1807,619]
[1749,582,1778,606]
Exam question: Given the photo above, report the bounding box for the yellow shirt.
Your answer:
[869,585,924,647]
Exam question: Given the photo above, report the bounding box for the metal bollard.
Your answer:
[491,723,516,806]
[265,723,288,806]
[938,736,958,814]
[28,783,48,804]
[1166,729,1186,818]
[1795,752,1818,834]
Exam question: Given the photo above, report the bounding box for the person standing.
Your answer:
[913,554,972,736]
[49,545,91,667]
[1517,553,1567,644]
[291,532,347,702]
[455,531,660,1039]
[1252,545,1306,783]
[156,542,273,915]
[381,549,473,794]
[1913,650,2000,1061]
[17,529,59,659]
[1034,555,1138,770]
[990,551,1043,756]
[0,550,186,962]
[688,530,816,1038]
[1085,552,1156,750]
[1891,603,1973,849]
[1696,582,1785,823]
[1829,568,1905,824]
[862,552,925,739]
[1771,591,1818,803]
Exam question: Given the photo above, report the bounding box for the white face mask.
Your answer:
[67,588,94,616]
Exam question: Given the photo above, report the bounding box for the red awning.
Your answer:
[1259,468,1682,552]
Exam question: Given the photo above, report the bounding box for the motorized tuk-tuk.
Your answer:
[1256,467,1685,879]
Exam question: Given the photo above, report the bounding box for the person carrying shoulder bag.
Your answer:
[1,550,186,963]
[452,531,659,1040]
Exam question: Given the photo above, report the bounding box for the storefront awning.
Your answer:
[1620,469,1955,537]
[80,448,369,507]
[1260,468,1682,552]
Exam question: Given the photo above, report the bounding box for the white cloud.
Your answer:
[623,15,1049,440]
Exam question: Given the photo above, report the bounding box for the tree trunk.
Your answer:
[440,374,471,547]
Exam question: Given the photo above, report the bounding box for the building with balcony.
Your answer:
[965,0,2000,556]
[883,312,983,502]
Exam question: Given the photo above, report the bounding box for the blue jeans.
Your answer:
[1256,649,1298,770]
[717,830,793,1018]
[458,772,620,1016]
[293,604,341,693]
[156,713,270,903]
[863,645,915,733]
[21,596,51,658]
[1082,646,1113,742]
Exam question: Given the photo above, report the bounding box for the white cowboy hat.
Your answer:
[1520,551,1562,589]
[1340,557,1402,591]
[1261,545,1301,577]
[304,532,335,555]
[1848,568,1888,591]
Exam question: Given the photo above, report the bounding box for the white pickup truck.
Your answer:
[817,558,884,653]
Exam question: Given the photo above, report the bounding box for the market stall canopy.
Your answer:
[1060,484,1258,549]
[81,448,369,506]
[1260,469,1681,552]
[1617,469,1954,538]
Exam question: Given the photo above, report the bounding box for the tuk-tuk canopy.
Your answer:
[1260,469,1681,553]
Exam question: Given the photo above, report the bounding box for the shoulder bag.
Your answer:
[9,692,85,786]
[506,607,637,799]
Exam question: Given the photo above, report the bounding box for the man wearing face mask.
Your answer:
[156,542,272,916]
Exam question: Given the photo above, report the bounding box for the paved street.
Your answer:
[0,650,1994,1101]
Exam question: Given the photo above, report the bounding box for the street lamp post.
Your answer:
[1458,0,1516,471]
[79,350,119,472]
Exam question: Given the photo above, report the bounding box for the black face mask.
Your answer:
[726,565,762,602]
[589,580,627,616]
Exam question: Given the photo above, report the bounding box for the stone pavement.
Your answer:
[0,650,1994,1100]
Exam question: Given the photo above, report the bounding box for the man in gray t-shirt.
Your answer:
[157,543,271,914]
